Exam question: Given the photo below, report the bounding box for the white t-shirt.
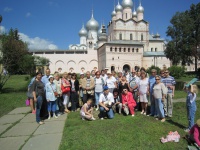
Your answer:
[106,76,116,88]
[99,92,114,103]
[95,78,103,92]
[139,78,149,95]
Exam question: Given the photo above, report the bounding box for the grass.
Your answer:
[0,75,30,117]
[59,101,200,150]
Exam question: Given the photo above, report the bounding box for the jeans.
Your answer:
[95,92,102,106]
[150,94,157,116]
[47,101,57,112]
[99,106,114,119]
[164,93,173,117]
[187,102,196,129]
[155,98,165,118]
[36,96,43,123]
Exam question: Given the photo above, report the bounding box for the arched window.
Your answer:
[110,47,112,52]
[128,48,130,52]
[136,48,139,52]
[115,48,117,52]
[130,34,132,40]
[124,48,126,52]
[132,48,134,52]
[155,48,157,52]
[151,48,153,52]
[119,48,121,52]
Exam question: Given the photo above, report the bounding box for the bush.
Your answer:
[146,65,161,75]
[168,65,186,79]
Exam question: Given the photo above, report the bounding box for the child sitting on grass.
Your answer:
[80,99,96,121]
[188,119,200,148]
[184,84,198,132]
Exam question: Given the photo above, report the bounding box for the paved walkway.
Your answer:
[0,107,67,150]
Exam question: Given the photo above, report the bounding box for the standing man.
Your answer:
[79,72,85,105]
[100,69,107,84]
[129,69,140,110]
[162,70,176,117]
[82,71,95,104]
[41,68,51,119]
[99,86,114,120]
[148,69,157,117]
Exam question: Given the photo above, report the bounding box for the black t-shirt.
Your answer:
[31,80,45,96]
[118,82,129,93]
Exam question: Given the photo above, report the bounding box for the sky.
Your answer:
[0,0,199,50]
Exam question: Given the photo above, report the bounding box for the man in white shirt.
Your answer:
[99,86,114,119]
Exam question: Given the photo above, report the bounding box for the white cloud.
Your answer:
[0,26,6,34]
[26,12,31,18]
[19,33,58,50]
[4,7,12,12]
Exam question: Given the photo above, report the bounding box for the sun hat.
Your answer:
[105,67,109,70]
[197,119,200,127]
[107,71,111,74]
[80,72,84,75]
[48,75,54,80]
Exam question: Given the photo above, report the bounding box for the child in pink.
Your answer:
[189,119,200,147]
[121,88,136,117]
[80,99,95,120]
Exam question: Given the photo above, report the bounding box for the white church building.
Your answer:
[30,0,171,73]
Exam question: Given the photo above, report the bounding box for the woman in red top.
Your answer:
[121,87,136,117]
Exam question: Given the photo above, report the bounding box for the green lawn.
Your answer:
[0,75,29,117]
[59,101,200,150]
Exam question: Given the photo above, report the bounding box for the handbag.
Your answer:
[61,85,70,93]
[26,99,30,106]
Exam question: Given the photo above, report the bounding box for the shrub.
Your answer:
[168,65,186,79]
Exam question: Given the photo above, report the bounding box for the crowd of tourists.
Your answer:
[26,67,200,147]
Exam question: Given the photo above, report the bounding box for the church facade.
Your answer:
[30,0,171,73]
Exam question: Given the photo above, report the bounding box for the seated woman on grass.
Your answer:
[188,119,200,147]
[80,99,96,121]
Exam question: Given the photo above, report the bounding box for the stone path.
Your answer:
[0,107,67,150]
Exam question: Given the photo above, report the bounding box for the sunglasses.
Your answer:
[123,89,127,92]
[156,79,160,80]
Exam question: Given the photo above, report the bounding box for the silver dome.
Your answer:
[122,0,133,8]
[132,10,137,17]
[111,10,116,17]
[137,3,144,13]
[79,25,87,37]
[115,2,123,12]
[86,13,99,31]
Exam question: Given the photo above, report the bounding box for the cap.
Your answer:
[103,86,109,91]
[105,67,109,70]
[80,72,84,75]
[107,71,111,74]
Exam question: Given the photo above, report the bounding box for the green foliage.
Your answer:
[168,65,186,79]
[165,2,200,70]
[146,65,161,75]
[1,28,29,74]
[19,54,35,75]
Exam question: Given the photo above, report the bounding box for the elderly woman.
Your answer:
[118,75,129,94]
[61,72,71,113]
[138,71,149,115]
[31,72,45,125]
[153,75,167,122]
[94,71,104,111]
[112,88,122,114]
[121,87,136,117]
[106,71,117,93]
[70,73,79,112]
[54,73,64,114]
[45,75,58,119]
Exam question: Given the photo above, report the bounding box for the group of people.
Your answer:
[26,67,200,147]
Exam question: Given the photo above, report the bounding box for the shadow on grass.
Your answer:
[1,87,27,93]
[166,119,186,129]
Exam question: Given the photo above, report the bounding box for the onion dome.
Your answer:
[115,1,123,12]
[79,25,87,37]
[122,0,133,8]
[137,2,144,13]
[111,9,116,17]
[132,9,137,17]
[86,12,99,31]
[98,25,107,41]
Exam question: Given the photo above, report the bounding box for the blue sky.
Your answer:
[0,0,199,50]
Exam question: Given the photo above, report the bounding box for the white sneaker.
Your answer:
[96,108,99,111]
[132,115,135,117]
[91,117,96,120]
[82,117,85,120]
[100,118,104,120]
[48,116,51,120]
[54,115,58,119]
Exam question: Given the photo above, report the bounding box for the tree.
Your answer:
[165,3,200,71]
[1,28,28,74]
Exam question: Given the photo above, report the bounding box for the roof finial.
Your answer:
[118,0,120,5]
[139,0,142,6]
[134,0,136,11]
